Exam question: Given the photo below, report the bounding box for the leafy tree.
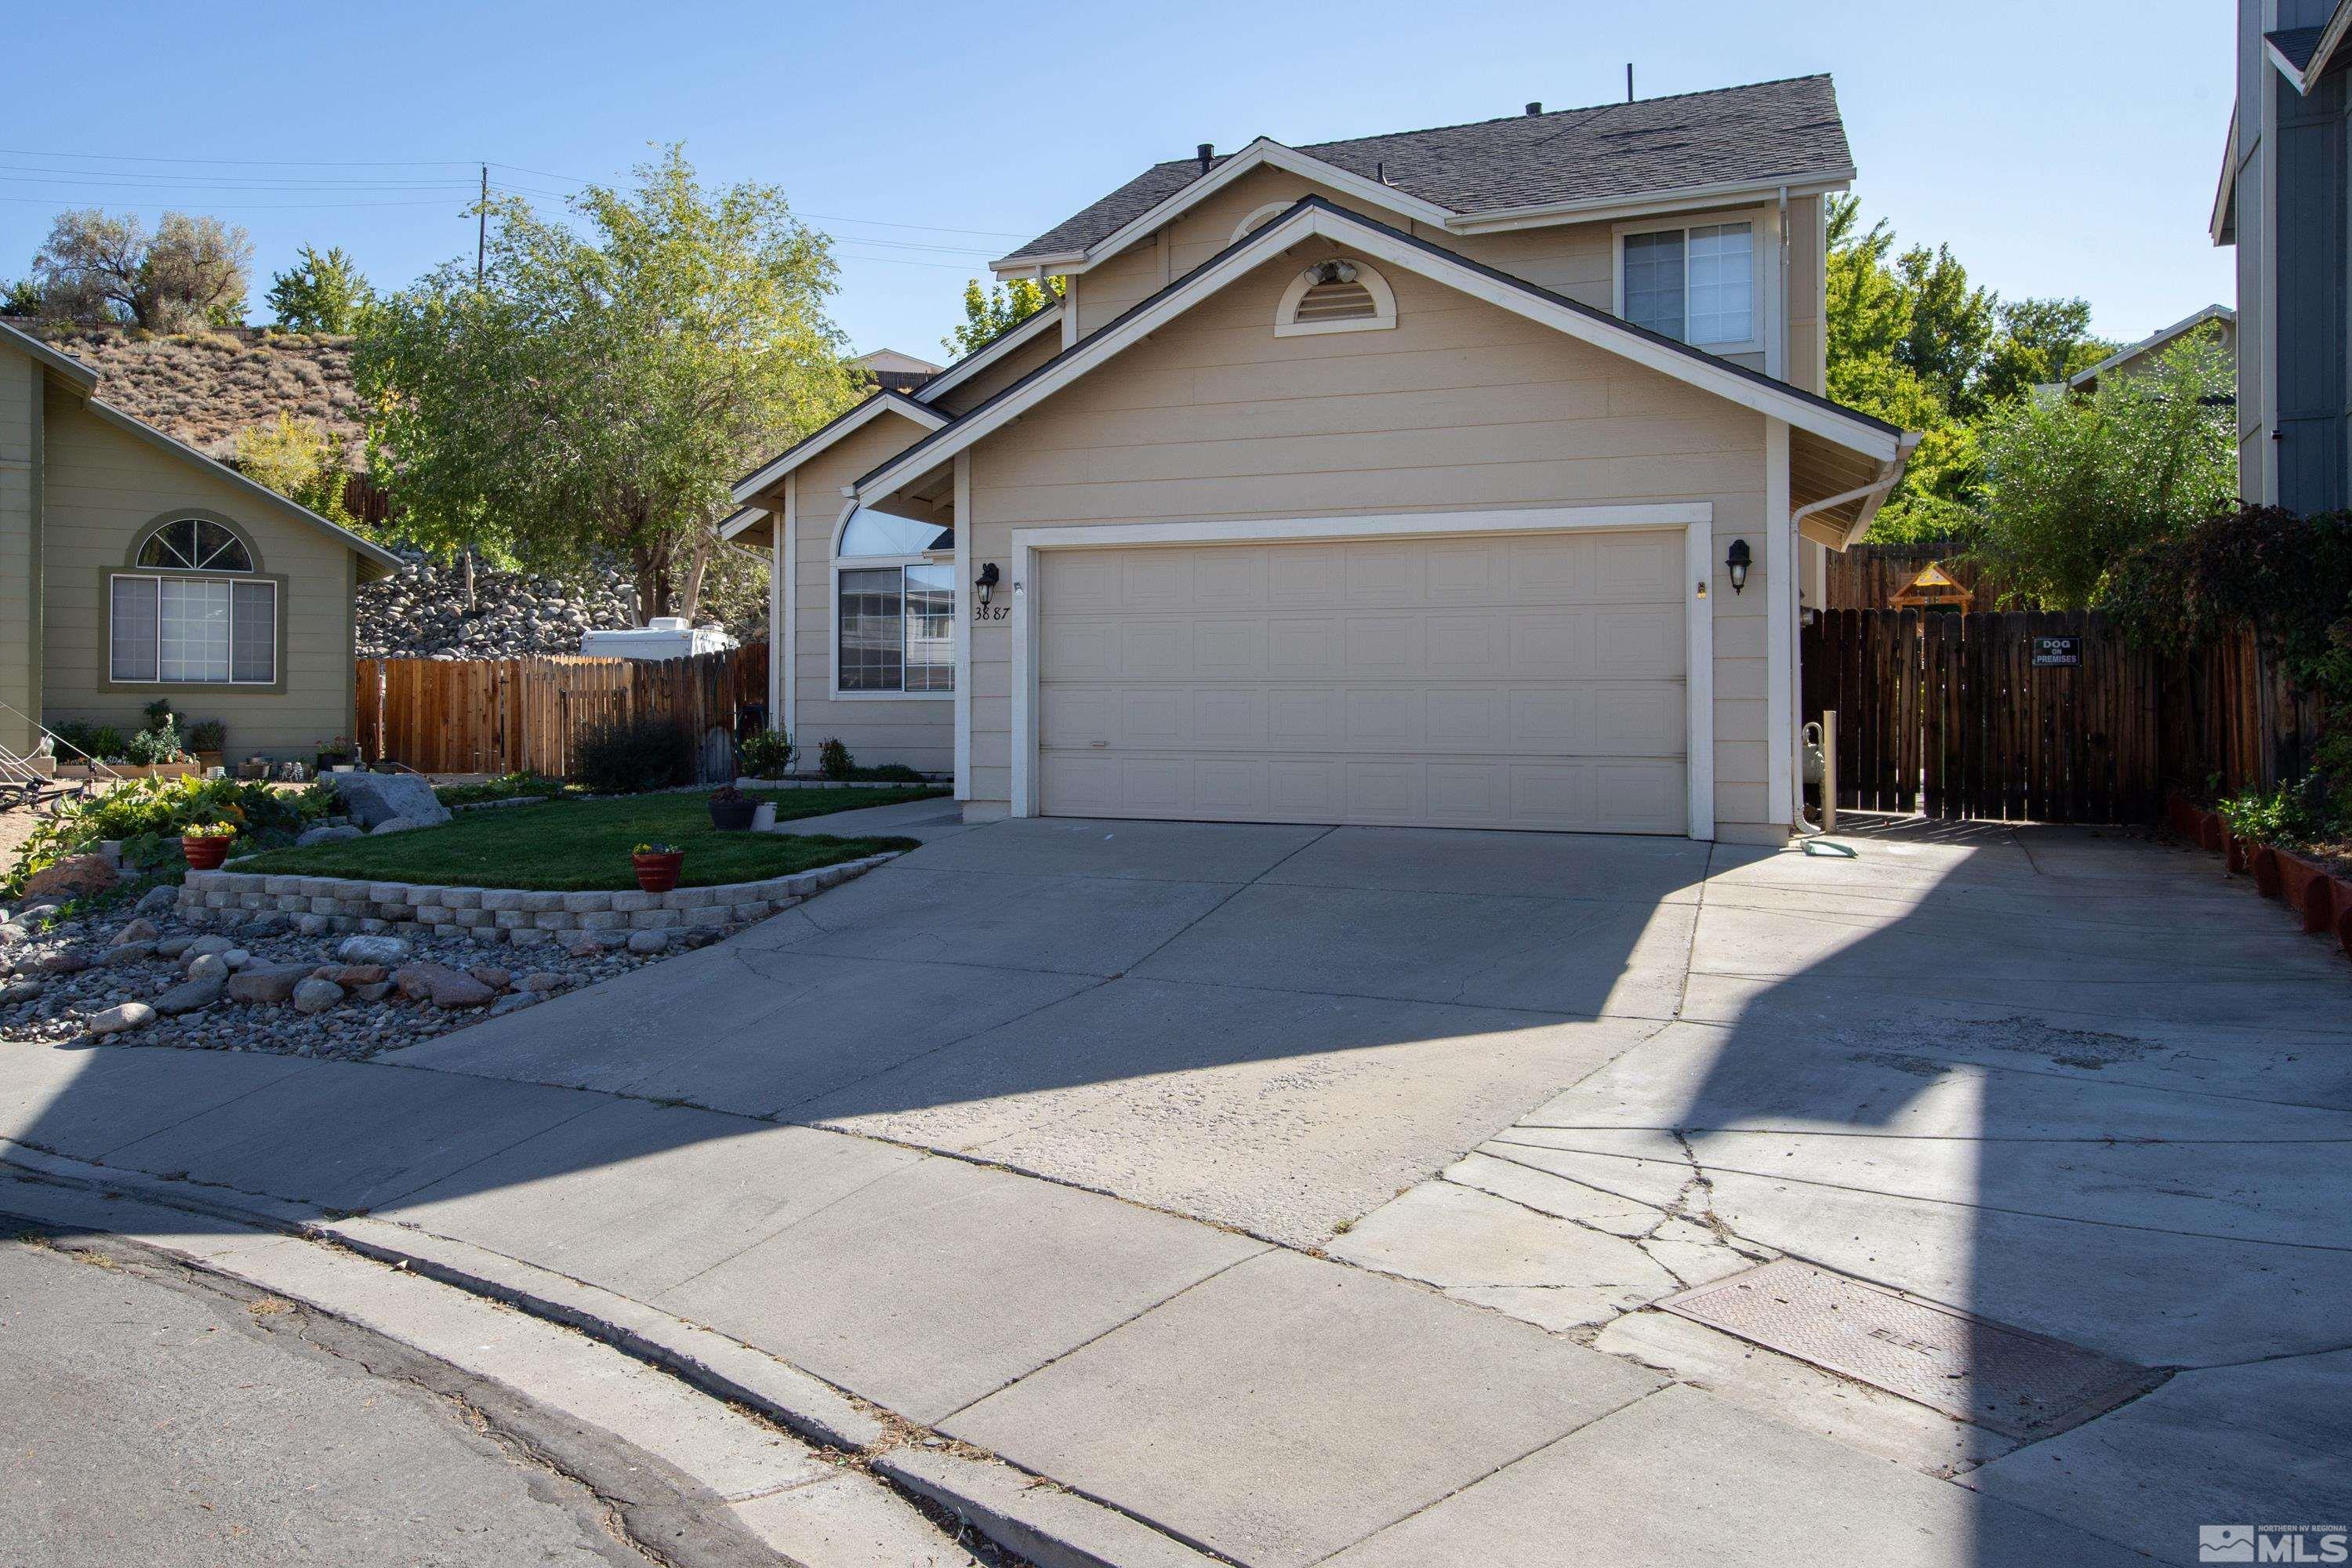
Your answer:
[266,245,374,333]
[356,146,863,622]
[234,412,357,526]
[1980,296,2106,407]
[0,278,39,318]
[30,209,251,330]
[1971,333,2236,608]
[943,274,1063,357]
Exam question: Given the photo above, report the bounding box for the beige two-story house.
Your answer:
[727,74,1916,844]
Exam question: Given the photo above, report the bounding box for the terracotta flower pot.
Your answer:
[2166,793,2204,840]
[2223,830,2251,875]
[2196,810,2227,853]
[2274,849,2339,935]
[709,799,757,832]
[2252,844,2285,898]
[631,851,684,894]
[2334,878,2352,960]
[181,835,232,870]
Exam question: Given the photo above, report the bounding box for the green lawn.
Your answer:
[234,786,940,891]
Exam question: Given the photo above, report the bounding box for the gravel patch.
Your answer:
[0,884,754,1060]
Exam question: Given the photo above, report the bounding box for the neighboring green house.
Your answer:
[0,320,398,768]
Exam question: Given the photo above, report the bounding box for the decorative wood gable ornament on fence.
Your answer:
[1889,561,1972,612]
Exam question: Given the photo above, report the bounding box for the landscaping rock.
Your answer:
[1,981,43,1004]
[223,948,251,969]
[626,930,671,955]
[132,884,180,915]
[227,963,312,1004]
[88,1002,155,1036]
[394,962,496,1011]
[295,823,365,847]
[0,923,27,947]
[184,934,235,960]
[337,935,414,965]
[326,964,387,986]
[467,965,511,993]
[155,935,196,960]
[151,975,225,1015]
[488,991,539,1017]
[296,913,331,936]
[34,951,89,975]
[371,815,426,835]
[24,855,118,901]
[291,978,344,1015]
[330,772,451,830]
[102,942,155,967]
[186,953,228,983]
[353,981,394,1002]
[112,919,161,947]
[519,971,564,993]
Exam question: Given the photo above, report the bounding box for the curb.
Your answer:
[0,1144,1219,1568]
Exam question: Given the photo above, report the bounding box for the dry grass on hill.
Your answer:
[23,325,361,459]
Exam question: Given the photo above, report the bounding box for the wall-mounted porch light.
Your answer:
[975,561,1001,607]
[1726,538,1751,594]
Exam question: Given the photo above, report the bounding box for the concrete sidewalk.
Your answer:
[1,1033,2144,1567]
[6,815,2343,1566]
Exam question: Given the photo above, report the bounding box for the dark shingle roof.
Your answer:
[2269,25,2325,73]
[1000,74,1852,264]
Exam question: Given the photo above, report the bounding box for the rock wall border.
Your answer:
[175,853,898,949]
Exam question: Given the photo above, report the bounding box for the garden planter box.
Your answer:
[181,835,234,870]
[632,851,685,893]
[2171,793,2352,959]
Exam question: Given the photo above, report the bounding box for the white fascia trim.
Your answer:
[2068,303,2236,390]
[0,318,99,391]
[2211,109,2241,247]
[1798,431,1922,550]
[1448,172,1853,235]
[731,394,947,504]
[2268,34,2314,93]
[718,505,767,543]
[914,303,1063,405]
[864,204,1900,504]
[1006,503,1717,837]
[988,139,1457,278]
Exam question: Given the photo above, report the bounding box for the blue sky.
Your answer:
[2,1,2231,361]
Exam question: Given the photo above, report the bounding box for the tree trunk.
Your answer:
[462,547,477,608]
[676,528,716,626]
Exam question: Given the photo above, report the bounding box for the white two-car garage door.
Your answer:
[1035,530,1689,833]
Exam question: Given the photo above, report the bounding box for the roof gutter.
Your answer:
[1795,432,1922,550]
[1443,170,1855,234]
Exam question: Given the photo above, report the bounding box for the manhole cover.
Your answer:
[1661,1260,2159,1438]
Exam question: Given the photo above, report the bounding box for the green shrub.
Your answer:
[739,728,795,779]
[49,720,128,763]
[816,737,853,780]
[853,761,926,783]
[184,718,226,753]
[574,717,691,794]
[123,713,186,766]
[5,775,327,895]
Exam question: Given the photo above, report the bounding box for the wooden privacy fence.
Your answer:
[1822,542,2020,612]
[1802,611,2321,825]
[355,644,768,782]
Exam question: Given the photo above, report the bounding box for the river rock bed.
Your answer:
[0,887,735,1060]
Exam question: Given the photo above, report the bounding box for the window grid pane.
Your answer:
[902,564,955,692]
[232,580,276,683]
[837,568,904,691]
[1622,229,1686,339]
[1686,223,1754,346]
[160,579,232,683]
[111,576,158,682]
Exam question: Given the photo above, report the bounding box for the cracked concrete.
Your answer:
[5,814,2346,1566]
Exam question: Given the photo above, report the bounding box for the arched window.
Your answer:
[110,514,278,688]
[136,517,254,572]
[1275,258,1397,338]
[833,506,954,696]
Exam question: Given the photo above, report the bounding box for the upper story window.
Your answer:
[1621,220,1756,350]
[111,515,277,687]
[1275,258,1397,338]
[834,506,953,696]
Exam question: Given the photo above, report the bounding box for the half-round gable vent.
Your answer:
[1274,258,1397,339]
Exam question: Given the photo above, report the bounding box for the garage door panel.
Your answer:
[1038,532,1687,834]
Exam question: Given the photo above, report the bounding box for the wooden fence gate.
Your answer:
[1802,611,2319,825]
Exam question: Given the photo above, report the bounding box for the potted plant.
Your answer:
[708,784,757,831]
[180,821,238,870]
[316,737,358,772]
[631,840,685,893]
[186,718,226,772]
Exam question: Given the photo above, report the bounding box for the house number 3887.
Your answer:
[971,604,1011,622]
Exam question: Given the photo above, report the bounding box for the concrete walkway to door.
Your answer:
[4,815,2345,1566]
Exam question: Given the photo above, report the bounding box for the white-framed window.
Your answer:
[109,572,278,684]
[833,506,954,697]
[1615,218,1760,351]
[1274,258,1397,337]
